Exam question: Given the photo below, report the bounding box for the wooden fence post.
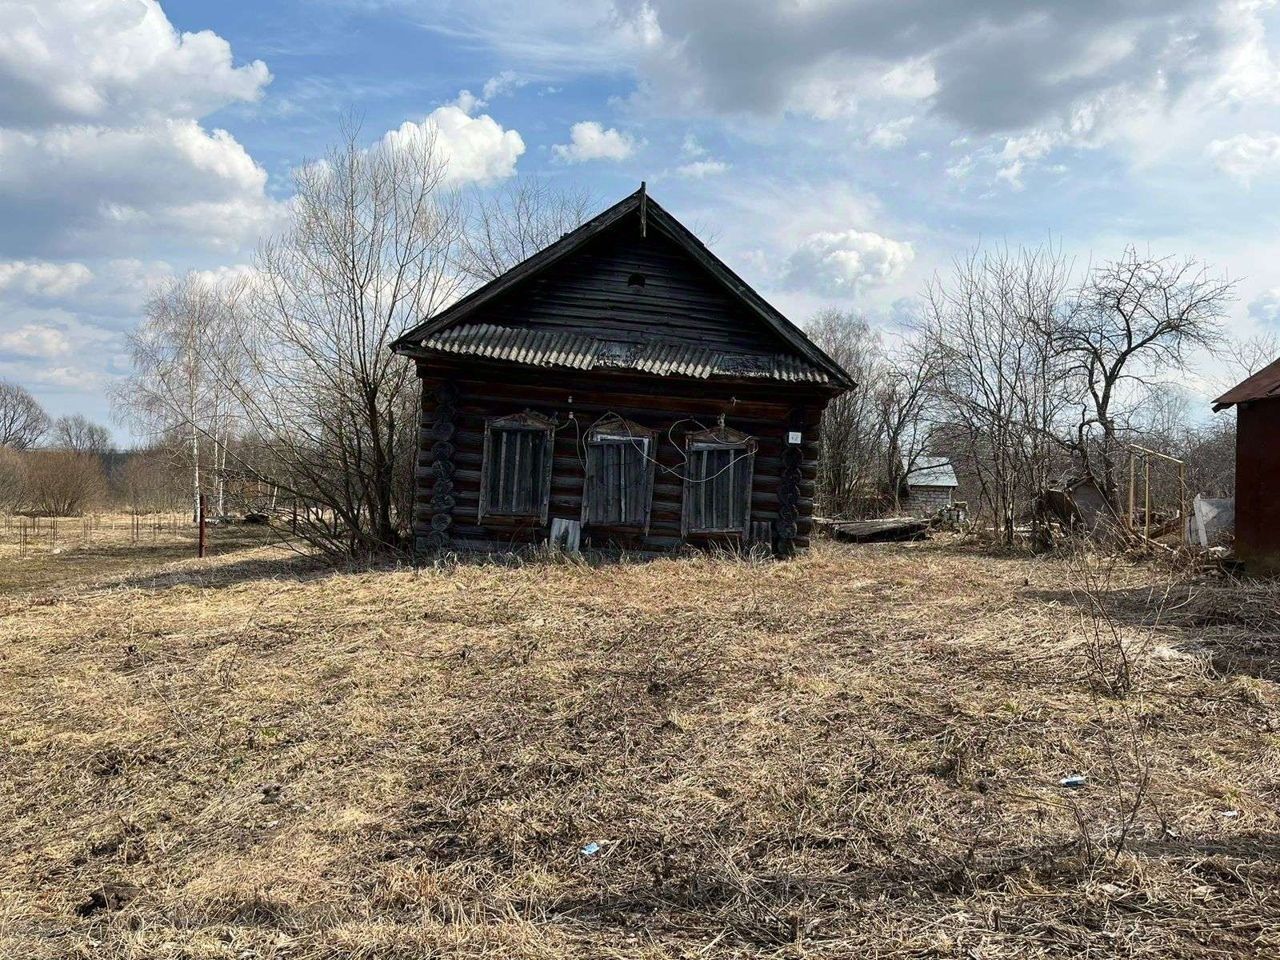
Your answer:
[198,494,208,558]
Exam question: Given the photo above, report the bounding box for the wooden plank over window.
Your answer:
[479,411,556,524]
[682,424,755,536]
[582,415,656,531]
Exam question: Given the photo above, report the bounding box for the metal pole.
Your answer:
[1143,457,1151,541]
[1128,450,1136,530]
[1179,461,1188,545]
[198,494,208,558]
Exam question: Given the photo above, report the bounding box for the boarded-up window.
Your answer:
[683,426,755,535]
[480,412,555,523]
[582,418,655,529]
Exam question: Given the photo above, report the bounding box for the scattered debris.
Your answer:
[243,512,271,525]
[1188,496,1234,548]
[580,841,600,856]
[549,517,582,554]
[1039,477,1120,540]
[1060,775,1087,789]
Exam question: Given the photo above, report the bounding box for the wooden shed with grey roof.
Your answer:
[390,185,855,556]
[901,456,959,517]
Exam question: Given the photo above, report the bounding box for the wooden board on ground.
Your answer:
[816,517,930,543]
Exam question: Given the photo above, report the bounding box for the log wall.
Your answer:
[413,356,832,555]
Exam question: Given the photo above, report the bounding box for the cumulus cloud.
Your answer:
[1208,133,1280,185]
[0,120,279,254]
[552,121,637,163]
[0,1,278,258]
[383,98,525,184]
[401,0,1280,185]
[0,324,73,359]
[0,0,270,128]
[0,260,92,298]
[783,229,915,297]
[607,0,1275,133]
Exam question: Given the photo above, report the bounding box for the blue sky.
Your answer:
[4,0,1280,439]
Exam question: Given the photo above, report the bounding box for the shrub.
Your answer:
[21,450,106,516]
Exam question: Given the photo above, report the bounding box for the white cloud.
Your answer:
[481,70,524,100]
[0,0,270,128]
[783,229,915,297]
[552,121,637,163]
[0,324,73,359]
[868,117,914,149]
[0,120,279,253]
[0,1,278,257]
[677,159,728,178]
[681,133,707,158]
[1248,288,1280,325]
[0,260,92,298]
[383,98,525,185]
[1207,133,1280,185]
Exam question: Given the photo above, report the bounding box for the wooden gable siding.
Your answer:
[453,225,784,354]
[415,356,825,555]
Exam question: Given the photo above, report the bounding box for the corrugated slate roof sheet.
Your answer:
[1212,356,1280,410]
[904,456,958,488]
[421,323,833,384]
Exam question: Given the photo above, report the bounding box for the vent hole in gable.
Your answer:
[627,273,646,289]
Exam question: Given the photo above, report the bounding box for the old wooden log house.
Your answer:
[390,186,855,556]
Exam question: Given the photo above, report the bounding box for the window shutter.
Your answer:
[480,413,555,523]
[683,426,754,535]
[582,418,655,531]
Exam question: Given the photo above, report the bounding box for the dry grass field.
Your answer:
[2,521,1279,958]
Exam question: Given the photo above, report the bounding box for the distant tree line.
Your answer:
[808,244,1262,544]
[0,380,196,516]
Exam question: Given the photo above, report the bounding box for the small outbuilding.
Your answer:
[1213,357,1280,572]
[390,186,855,556]
[901,456,958,517]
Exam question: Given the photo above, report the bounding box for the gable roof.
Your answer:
[903,456,958,488]
[1212,356,1280,410]
[390,186,855,391]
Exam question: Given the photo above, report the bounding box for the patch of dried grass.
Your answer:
[0,536,1278,957]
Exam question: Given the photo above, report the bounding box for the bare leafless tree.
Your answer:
[1221,330,1279,388]
[457,176,594,283]
[918,244,1075,543]
[215,121,465,554]
[806,311,938,516]
[113,274,235,520]
[0,446,26,511]
[50,414,112,454]
[0,381,48,450]
[879,340,940,508]
[1060,250,1233,506]
[807,311,891,516]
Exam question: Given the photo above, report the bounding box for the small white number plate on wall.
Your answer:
[787,431,802,445]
